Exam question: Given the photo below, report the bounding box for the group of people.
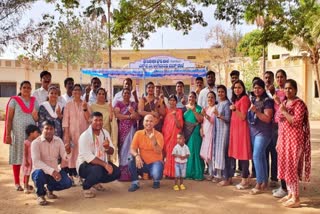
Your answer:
[3,68,311,208]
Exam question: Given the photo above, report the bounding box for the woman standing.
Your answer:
[38,86,64,138]
[270,69,288,197]
[163,94,183,178]
[4,81,39,190]
[90,88,112,134]
[248,79,274,194]
[277,79,311,208]
[138,82,165,131]
[114,88,139,181]
[184,92,204,180]
[229,80,252,189]
[213,85,233,186]
[62,84,90,182]
[200,91,216,181]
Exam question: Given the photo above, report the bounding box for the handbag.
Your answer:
[183,121,198,143]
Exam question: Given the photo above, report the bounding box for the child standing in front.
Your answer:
[172,133,190,191]
[22,125,40,194]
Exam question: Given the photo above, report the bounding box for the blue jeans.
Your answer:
[128,156,163,184]
[79,162,120,190]
[32,169,72,196]
[251,134,270,184]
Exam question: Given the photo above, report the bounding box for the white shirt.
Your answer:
[81,90,97,105]
[227,88,233,101]
[60,93,73,108]
[198,86,217,108]
[172,144,190,164]
[176,94,187,110]
[112,90,136,107]
[32,87,48,104]
[77,126,114,172]
[31,135,69,175]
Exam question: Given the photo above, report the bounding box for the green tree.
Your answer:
[112,0,208,49]
[48,4,83,77]
[237,29,265,61]
[206,0,320,99]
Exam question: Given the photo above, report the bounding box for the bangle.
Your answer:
[83,109,88,112]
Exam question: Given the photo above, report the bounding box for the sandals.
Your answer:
[93,183,106,192]
[282,198,300,208]
[218,180,232,186]
[83,189,96,198]
[37,196,48,206]
[249,188,263,195]
[15,185,24,191]
[236,183,249,190]
[173,185,179,191]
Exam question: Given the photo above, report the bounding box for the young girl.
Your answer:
[23,124,40,194]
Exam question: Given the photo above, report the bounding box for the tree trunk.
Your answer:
[313,62,320,101]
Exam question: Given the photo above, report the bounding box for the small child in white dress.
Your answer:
[172,133,190,191]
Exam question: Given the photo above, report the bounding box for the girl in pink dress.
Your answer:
[22,125,40,194]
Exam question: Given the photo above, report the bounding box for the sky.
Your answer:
[1,0,256,59]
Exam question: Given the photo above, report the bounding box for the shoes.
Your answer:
[37,196,48,206]
[180,184,186,190]
[83,189,96,198]
[282,198,300,208]
[269,180,278,188]
[273,187,288,198]
[152,182,160,189]
[93,183,106,192]
[46,191,58,199]
[128,184,140,192]
[173,185,179,191]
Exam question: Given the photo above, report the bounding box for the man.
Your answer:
[31,120,72,206]
[263,71,275,98]
[175,81,188,112]
[195,76,204,97]
[227,70,240,100]
[77,112,120,198]
[155,82,168,106]
[128,114,164,192]
[198,70,217,108]
[60,77,74,107]
[32,70,52,104]
[83,77,102,104]
[112,78,138,107]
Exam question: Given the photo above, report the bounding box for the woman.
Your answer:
[277,79,311,208]
[162,94,183,178]
[184,91,204,180]
[138,82,165,131]
[248,78,274,194]
[4,81,39,191]
[62,84,90,182]
[229,80,252,189]
[200,91,216,181]
[38,86,64,138]
[90,88,112,134]
[213,85,233,186]
[114,88,139,181]
[270,69,288,197]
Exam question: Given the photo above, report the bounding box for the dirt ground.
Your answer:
[0,121,319,214]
